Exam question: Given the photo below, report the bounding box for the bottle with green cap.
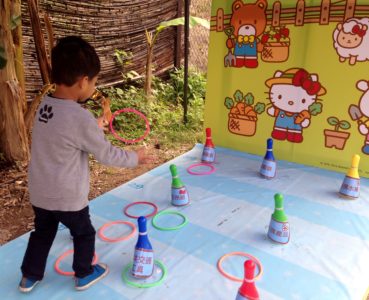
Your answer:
[268,193,289,244]
[170,164,190,206]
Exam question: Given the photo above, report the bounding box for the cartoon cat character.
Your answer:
[226,0,268,68]
[265,68,326,143]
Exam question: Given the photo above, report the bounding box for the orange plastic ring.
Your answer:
[217,251,263,282]
[54,250,98,276]
[97,220,136,242]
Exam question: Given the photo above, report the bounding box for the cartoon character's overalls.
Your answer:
[234,36,258,68]
[272,109,303,143]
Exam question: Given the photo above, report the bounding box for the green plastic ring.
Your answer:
[152,210,188,231]
[122,260,167,288]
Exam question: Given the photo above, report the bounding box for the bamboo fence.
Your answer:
[21,0,181,100]
[210,0,369,32]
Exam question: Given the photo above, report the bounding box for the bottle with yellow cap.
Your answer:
[339,154,360,199]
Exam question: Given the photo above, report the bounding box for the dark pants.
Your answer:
[21,205,96,280]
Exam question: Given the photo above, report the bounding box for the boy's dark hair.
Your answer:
[51,36,101,86]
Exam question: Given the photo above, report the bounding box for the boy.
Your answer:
[19,36,149,292]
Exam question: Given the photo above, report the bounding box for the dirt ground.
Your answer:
[0,143,193,245]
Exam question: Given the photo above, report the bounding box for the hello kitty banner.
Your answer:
[204,0,369,176]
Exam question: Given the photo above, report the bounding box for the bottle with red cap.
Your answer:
[235,260,259,300]
[201,127,216,163]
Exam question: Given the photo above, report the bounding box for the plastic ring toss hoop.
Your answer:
[187,163,216,175]
[55,250,98,276]
[217,251,263,282]
[152,211,188,231]
[123,201,159,219]
[98,220,136,242]
[109,108,150,144]
[122,260,167,288]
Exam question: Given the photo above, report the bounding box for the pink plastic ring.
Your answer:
[54,250,98,276]
[98,220,136,242]
[123,201,159,219]
[187,163,216,175]
[217,252,263,282]
[109,108,150,144]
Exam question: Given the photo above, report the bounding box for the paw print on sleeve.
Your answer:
[38,104,54,123]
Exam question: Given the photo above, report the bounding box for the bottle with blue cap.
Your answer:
[132,216,154,278]
[260,138,276,179]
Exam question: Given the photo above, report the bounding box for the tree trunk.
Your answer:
[0,0,29,161]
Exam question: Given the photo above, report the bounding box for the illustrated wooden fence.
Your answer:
[211,0,369,32]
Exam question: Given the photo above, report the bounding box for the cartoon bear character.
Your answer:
[354,80,369,154]
[265,68,326,143]
[226,0,267,68]
[333,18,369,65]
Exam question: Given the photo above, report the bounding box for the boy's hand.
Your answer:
[136,147,153,164]
[97,116,109,131]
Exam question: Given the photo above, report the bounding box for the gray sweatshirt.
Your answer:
[28,95,138,211]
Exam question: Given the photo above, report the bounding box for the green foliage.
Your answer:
[113,49,140,82]
[153,67,206,105]
[156,16,210,33]
[224,97,234,109]
[327,117,351,131]
[234,90,243,102]
[10,15,21,30]
[244,93,254,105]
[254,102,266,114]
[87,68,206,147]
[309,102,322,116]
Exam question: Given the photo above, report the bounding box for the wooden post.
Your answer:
[295,0,305,26]
[174,0,183,68]
[320,0,330,25]
[344,0,355,21]
[272,1,281,27]
[216,8,224,32]
[27,0,51,84]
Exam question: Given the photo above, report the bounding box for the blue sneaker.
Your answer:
[19,277,40,293]
[75,263,109,291]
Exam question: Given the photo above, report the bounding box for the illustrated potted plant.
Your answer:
[224,90,265,136]
[261,26,290,62]
[323,117,351,150]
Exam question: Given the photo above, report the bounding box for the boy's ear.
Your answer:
[78,76,89,89]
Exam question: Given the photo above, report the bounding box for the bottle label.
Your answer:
[171,186,190,206]
[268,218,289,244]
[339,177,360,198]
[260,159,276,178]
[202,146,215,163]
[132,248,154,278]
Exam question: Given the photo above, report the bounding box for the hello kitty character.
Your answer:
[265,68,326,143]
[354,80,369,154]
